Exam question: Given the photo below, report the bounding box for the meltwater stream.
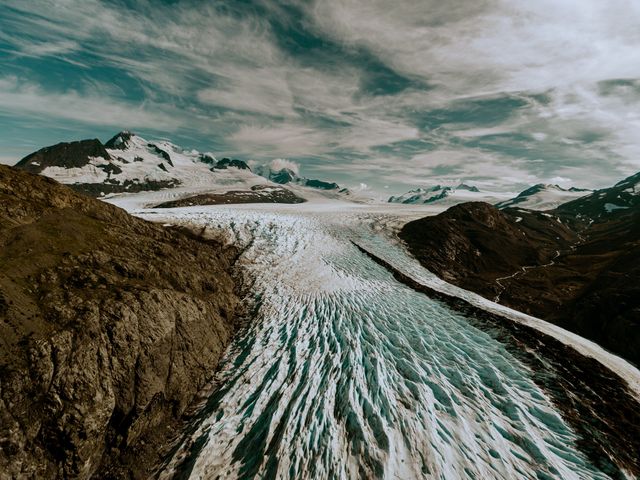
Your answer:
[153,208,620,480]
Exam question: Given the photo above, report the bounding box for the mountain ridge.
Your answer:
[15,131,346,201]
[0,165,240,478]
[496,183,592,210]
[399,170,640,366]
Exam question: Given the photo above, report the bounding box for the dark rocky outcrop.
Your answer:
[400,202,577,300]
[154,185,306,208]
[97,163,123,177]
[304,179,339,190]
[147,144,173,167]
[198,154,216,165]
[15,139,111,174]
[557,171,640,219]
[400,190,640,366]
[268,168,296,184]
[214,158,251,171]
[71,179,180,198]
[0,165,240,478]
[105,131,134,150]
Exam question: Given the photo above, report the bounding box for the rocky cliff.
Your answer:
[0,165,240,478]
[400,200,640,366]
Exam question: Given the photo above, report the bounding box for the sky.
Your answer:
[2,0,640,194]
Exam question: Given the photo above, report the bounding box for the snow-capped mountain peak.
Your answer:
[15,131,348,204]
[15,132,263,196]
[388,183,500,205]
[496,183,592,210]
[253,164,341,191]
[104,130,134,150]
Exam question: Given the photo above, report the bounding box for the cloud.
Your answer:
[311,0,640,94]
[2,0,640,192]
[0,76,180,130]
[229,124,330,157]
[269,158,300,175]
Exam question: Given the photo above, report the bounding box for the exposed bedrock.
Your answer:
[0,165,240,478]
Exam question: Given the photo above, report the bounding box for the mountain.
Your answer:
[267,167,297,185]
[16,132,348,205]
[15,131,263,197]
[399,170,640,366]
[556,171,640,219]
[495,183,591,210]
[255,165,340,191]
[0,165,239,478]
[16,138,112,173]
[388,183,507,205]
[213,157,251,170]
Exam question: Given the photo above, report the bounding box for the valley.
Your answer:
[3,133,640,479]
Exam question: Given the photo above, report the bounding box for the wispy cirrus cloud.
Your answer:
[0,76,181,130]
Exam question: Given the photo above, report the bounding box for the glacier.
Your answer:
[127,204,639,480]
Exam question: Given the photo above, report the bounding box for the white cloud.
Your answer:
[269,158,300,175]
[3,0,640,192]
[0,76,181,130]
[229,124,330,157]
[312,0,640,95]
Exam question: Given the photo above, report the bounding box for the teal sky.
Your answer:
[2,0,640,193]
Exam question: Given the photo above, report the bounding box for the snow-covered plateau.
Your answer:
[102,191,640,480]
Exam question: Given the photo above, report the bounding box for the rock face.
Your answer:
[15,139,111,174]
[268,168,297,184]
[213,157,251,170]
[400,188,640,366]
[0,165,240,478]
[154,185,306,207]
[304,179,338,190]
[399,202,578,303]
[557,171,640,219]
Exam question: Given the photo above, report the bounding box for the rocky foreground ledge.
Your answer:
[0,165,240,478]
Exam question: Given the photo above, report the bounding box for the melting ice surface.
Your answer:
[152,207,615,480]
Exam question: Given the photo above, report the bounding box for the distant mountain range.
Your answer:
[388,183,505,206]
[15,131,345,200]
[400,169,640,366]
[389,182,593,210]
[495,183,592,210]
[253,164,347,193]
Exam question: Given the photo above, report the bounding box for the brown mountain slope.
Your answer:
[0,165,240,478]
[399,201,640,366]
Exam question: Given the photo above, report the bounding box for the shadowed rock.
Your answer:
[0,165,240,478]
[15,139,111,173]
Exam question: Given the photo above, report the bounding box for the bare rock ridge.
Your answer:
[15,139,111,174]
[154,185,306,207]
[0,165,240,478]
[400,170,640,366]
